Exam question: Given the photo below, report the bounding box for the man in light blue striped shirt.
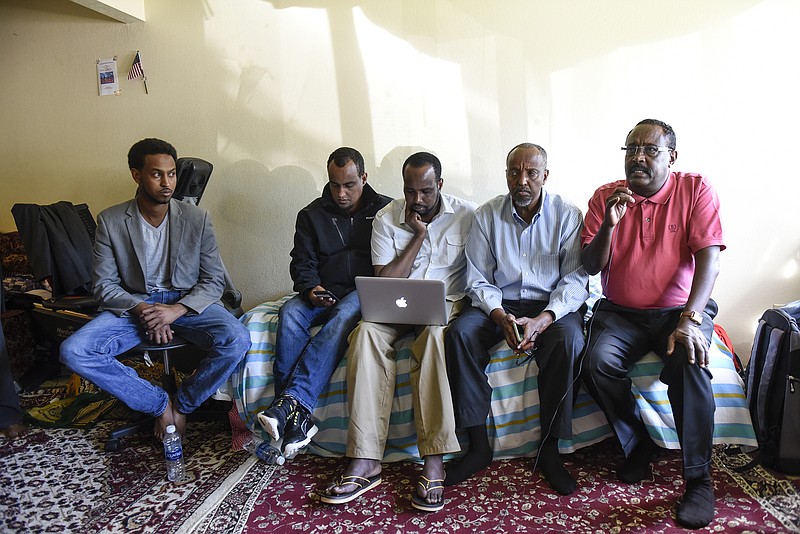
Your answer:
[445,143,588,495]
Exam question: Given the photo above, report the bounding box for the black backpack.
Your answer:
[744,301,800,474]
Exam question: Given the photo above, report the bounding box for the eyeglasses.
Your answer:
[621,145,673,157]
[515,348,535,366]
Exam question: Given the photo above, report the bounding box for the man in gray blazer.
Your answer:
[60,138,250,438]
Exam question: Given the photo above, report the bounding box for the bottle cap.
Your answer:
[166,424,176,434]
[276,456,285,466]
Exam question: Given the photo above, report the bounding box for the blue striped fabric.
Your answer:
[229,296,757,462]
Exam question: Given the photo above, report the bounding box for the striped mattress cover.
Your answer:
[229,296,757,462]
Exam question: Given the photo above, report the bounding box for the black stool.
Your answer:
[104,336,189,452]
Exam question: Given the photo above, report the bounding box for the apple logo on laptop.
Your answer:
[395,296,408,308]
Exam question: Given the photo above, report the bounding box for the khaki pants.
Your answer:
[345,300,463,460]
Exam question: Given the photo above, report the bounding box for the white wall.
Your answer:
[1,0,798,358]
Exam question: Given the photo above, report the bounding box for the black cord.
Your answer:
[532,300,601,473]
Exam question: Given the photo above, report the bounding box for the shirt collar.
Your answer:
[438,193,455,217]
[630,172,676,205]
[506,189,547,225]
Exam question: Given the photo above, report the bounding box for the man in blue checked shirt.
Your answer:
[444,143,588,495]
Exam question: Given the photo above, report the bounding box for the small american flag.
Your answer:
[128,51,144,80]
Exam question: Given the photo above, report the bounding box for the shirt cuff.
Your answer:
[545,302,567,322]
[478,296,504,317]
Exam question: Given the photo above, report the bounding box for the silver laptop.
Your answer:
[355,276,448,326]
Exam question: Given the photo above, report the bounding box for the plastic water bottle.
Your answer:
[163,424,185,482]
[244,437,285,465]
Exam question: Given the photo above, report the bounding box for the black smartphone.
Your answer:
[313,290,339,302]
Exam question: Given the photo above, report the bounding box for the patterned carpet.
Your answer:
[3,387,800,533]
[0,419,253,533]
[200,441,800,533]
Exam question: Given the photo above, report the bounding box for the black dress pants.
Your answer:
[445,300,585,440]
[582,298,718,480]
[0,318,23,428]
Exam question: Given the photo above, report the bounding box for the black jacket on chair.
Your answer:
[289,183,392,301]
[11,202,94,298]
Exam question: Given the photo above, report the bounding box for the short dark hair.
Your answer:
[506,143,548,168]
[327,147,365,176]
[633,119,677,150]
[127,138,177,170]
[402,152,442,181]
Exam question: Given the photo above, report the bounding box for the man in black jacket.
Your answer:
[259,147,392,459]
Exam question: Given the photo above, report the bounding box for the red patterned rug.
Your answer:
[198,440,800,533]
[4,383,800,533]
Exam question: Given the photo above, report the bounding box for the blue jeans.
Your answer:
[60,290,251,416]
[274,291,361,412]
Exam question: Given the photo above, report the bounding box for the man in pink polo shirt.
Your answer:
[581,119,724,529]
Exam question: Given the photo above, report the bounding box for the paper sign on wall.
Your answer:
[97,58,120,96]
